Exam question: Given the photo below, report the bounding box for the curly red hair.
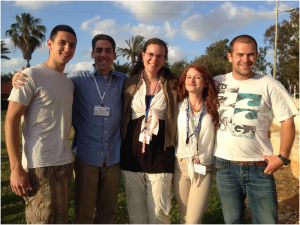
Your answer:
[177,64,220,131]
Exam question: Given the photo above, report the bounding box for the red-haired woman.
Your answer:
[173,64,220,224]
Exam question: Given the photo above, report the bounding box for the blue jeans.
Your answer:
[215,157,278,224]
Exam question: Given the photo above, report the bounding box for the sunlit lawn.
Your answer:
[1,109,223,224]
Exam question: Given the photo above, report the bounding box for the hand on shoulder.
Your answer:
[12,67,27,89]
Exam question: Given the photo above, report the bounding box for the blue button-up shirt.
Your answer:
[68,65,127,167]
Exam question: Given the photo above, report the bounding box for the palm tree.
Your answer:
[5,13,46,68]
[1,40,10,60]
[112,60,131,76]
[117,35,145,68]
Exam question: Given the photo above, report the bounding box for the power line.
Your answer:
[2,8,262,15]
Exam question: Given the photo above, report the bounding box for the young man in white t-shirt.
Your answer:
[214,35,298,224]
[5,25,77,224]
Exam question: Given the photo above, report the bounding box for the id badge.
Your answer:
[94,106,110,116]
[139,133,150,144]
[194,164,206,175]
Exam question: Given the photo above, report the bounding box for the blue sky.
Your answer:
[1,1,298,75]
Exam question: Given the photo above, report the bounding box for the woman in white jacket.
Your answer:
[173,64,220,224]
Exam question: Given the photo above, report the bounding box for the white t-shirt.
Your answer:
[175,98,215,165]
[8,63,74,169]
[214,72,298,161]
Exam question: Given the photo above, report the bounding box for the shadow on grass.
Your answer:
[1,212,26,224]
[0,141,8,151]
[203,204,224,224]
[1,180,11,190]
[1,150,9,159]
[1,195,26,224]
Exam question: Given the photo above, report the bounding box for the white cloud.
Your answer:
[129,23,164,40]
[277,3,294,12]
[87,18,177,51]
[65,61,94,74]
[1,57,25,68]
[87,19,130,51]
[2,38,13,49]
[88,19,174,50]
[80,15,101,31]
[180,2,275,42]
[36,41,49,53]
[88,21,128,51]
[190,50,200,56]
[114,36,130,50]
[168,46,187,64]
[164,22,178,40]
[115,1,194,23]
[91,19,130,37]
[81,46,93,59]
[266,49,275,63]
[14,1,60,10]
[267,49,274,58]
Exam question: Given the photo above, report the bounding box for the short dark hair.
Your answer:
[92,34,116,53]
[228,35,257,54]
[49,25,77,42]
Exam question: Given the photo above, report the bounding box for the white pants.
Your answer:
[173,158,213,224]
[122,170,173,224]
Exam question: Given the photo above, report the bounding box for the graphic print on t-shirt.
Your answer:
[217,83,262,139]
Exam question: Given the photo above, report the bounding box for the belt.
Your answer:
[221,158,267,166]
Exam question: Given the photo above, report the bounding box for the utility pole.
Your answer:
[272,1,294,79]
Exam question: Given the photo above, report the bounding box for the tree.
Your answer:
[5,13,46,68]
[117,35,145,68]
[253,46,272,75]
[190,39,231,76]
[170,60,187,76]
[1,40,10,60]
[264,8,299,89]
[163,61,170,68]
[112,60,131,76]
[1,72,14,84]
[190,39,271,77]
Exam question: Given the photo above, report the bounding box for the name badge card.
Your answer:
[139,133,150,144]
[194,164,206,175]
[94,106,110,116]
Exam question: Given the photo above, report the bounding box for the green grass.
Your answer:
[1,110,224,224]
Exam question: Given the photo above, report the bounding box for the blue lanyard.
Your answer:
[185,97,205,147]
[145,78,160,124]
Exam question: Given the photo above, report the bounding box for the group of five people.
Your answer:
[5,24,297,224]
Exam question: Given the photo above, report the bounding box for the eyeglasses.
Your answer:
[145,52,165,60]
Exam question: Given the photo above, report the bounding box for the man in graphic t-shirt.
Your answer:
[213,35,298,224]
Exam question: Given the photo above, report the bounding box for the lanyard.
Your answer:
[185,97,205,147]
[144,78,160,124]
[93,75,113,106]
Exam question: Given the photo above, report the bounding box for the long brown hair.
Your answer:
[177,64,220,131]
[130,38,178,89]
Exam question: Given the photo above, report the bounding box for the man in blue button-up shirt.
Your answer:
[11,34,127,224]
[68,34,127,224]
